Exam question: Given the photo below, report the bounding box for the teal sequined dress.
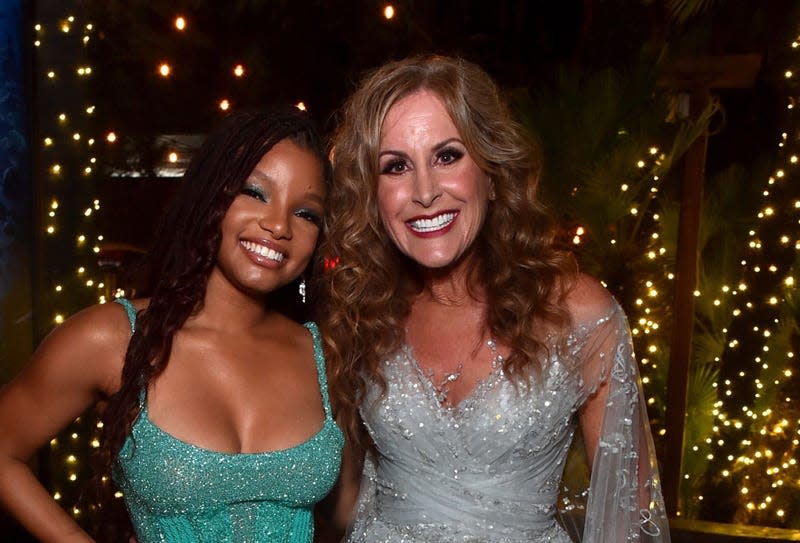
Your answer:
[112,298,344,543]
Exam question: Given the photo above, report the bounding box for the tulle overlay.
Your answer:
[347,297,670,542]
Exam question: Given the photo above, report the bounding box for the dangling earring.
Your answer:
[299,277,307,303]
[488,182,496,201]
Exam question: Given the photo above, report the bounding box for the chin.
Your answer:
[409,253,462,270]
[405,244,479,272]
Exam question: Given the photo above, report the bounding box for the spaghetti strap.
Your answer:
[303,322,333,420]
[114,297,137,334]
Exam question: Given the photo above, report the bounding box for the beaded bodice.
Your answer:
[347,297,670,543]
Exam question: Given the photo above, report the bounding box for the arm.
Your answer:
[315,435,364,541]
[0,303,128,543]
[570,275,670,542]
[578,376,607,471]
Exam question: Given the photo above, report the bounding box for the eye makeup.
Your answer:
[435,147,464,165]
[380,157,408,176]
[240,183,270,203]
[295,208,323,227]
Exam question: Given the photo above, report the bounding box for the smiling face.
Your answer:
[377,90,492,270]
[214,138,326,297]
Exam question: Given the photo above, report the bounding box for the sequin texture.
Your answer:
[347,297,670,543]
[112,309,344,543]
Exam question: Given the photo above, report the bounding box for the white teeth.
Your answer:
[241,240,285,262]
[408,212,456,233]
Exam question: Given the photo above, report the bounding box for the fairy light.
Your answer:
[29,2,800,533]
[34,12,109,525]
[696,27,800,529]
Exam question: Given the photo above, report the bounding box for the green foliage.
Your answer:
[752,318,796,416]
[783,252,800,329]
[511,43,784,523]
[511,49,717,484]
[511,50,712,292]
[677,163,765,516]
[680,359,719,512]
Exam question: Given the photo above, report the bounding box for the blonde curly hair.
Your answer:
[319,55,576,446]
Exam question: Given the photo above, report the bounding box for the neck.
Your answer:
[417,252,484,307]
[190,268,274,332]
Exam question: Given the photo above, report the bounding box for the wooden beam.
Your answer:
[662,54,761,516]
[664,87,710,516]
[664,54,762,90]
[660,53,762,516]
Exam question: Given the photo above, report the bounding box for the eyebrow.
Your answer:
[379,137,465,158]
[245,169,273,185]
[304,191,326,206]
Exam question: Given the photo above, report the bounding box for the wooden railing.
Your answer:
[670,518,800,542]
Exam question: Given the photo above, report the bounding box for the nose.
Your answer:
[258,210,292,239]
[411,167,441,208]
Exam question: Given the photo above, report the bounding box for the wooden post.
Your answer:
[660,54,762,516]
[663,87,709,516]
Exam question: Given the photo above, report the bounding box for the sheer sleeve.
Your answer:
[566,296,670,543]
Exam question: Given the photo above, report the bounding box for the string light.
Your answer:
[694,26,800,528]
[34,12,108,526]
[28,2,800,533]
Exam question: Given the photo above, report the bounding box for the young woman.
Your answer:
[321,56,670,542]
[0,107,343,543]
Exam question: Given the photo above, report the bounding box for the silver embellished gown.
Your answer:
[347,297,670,542]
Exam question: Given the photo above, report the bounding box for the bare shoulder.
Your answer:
[0,301,142,462]
[561,273,618,326]
[46,300,136,348]
[31,300,142,395]
[280,318,319,352]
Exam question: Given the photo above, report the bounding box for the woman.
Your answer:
[321,56,670,542]
[0,107,344,542]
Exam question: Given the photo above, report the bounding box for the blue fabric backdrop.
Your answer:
[0,0,32,382]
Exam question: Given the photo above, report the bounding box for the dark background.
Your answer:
[76,1,797,258]
[4,0,800,540]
